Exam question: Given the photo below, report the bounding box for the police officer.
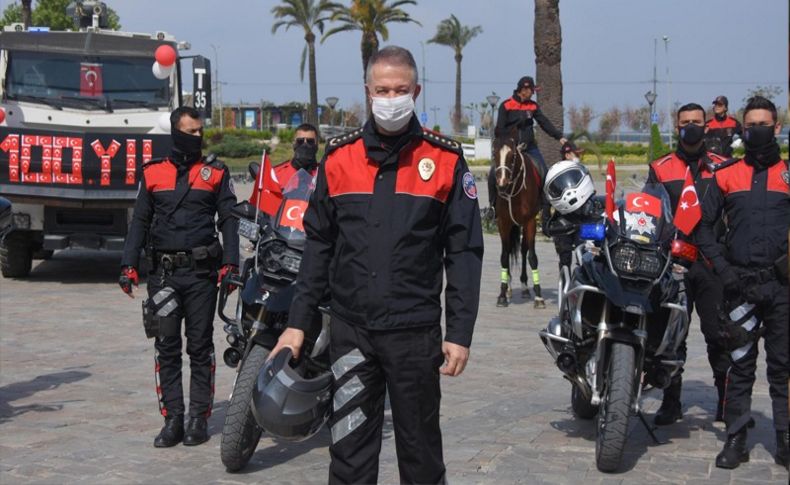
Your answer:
[646,103,729,427]
[249,123,320,216]
[704,95,743,157]
[271,46,483,484]
[119,106,239,448]
[486,76,567,217]
[696,96,789,469]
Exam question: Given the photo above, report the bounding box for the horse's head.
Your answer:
[492,135,521,190]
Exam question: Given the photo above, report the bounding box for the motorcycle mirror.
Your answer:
[248,161,261,181]
[232,201,257,220]
[670,239,698,262]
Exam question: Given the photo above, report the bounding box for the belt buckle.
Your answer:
[160,254,174,271]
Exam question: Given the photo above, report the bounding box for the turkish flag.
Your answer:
[80,63,103,97]
[278,199,308,231]
[625,192,663,217]
[605,159,616,222]
[674,167,702,236]
[249,151,282,217]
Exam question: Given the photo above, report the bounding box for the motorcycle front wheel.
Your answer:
[221,344,269,472]
[595,342,636,473]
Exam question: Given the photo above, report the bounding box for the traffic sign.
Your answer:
[651,112,659,123]
[419,112,428,124]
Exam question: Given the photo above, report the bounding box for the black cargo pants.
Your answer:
[149,262,218,419]
[327,315,446,485]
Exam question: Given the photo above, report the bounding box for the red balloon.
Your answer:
[0,109,5,124]
[154,45,177,67]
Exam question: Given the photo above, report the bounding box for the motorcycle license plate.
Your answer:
[238,218,259,241]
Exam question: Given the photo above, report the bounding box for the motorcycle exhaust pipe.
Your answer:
[556,351,577,375]
[223,347,242,368]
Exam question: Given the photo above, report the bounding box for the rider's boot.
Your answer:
[154,414,184,448]
[183,416,209,446]
[716,428,749,469]
[775,429,789,469]
[654,378,683,426]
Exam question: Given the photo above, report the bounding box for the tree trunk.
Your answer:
[306,32,319,131]
[454,52,463,135]
[534,0,564,166]
[21,0,32,28]
[361,31,379,116]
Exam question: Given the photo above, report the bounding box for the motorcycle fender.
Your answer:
[251,329,279,350]
[265,284,296,313]
[241,272,261,306]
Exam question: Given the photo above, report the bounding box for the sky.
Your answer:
[6,0,788,132]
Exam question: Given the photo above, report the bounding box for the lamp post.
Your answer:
[645,90,657,162]
[325,96,339,130]
[663,35,672,150]
[430,106,440,129]
[209,44,223,130]
[486,93,500,138]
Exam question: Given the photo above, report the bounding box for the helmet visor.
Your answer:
[546,169,585,199]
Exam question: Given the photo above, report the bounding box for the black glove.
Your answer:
[716,323,751,351]
[718,265,740,299]
[119,266,139,298]
[742,283,767,305]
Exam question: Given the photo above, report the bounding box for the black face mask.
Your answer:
[679,123,705,147]
[744,124,780,169]
[171,128,203,163]
[292,143,318,170]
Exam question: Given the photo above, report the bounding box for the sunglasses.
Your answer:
[295,137,317,146]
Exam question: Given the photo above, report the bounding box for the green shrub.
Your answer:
[432,125,441,132]
[204,128,272,141]
[277,128,296,144]
[650,123,669,158]
[208,136,268,158]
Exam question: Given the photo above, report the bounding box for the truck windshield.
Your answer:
[5,50,170,110]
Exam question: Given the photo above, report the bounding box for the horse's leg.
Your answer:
[520,233,530,299]
[525,217,546,309]
[496,205,511,307]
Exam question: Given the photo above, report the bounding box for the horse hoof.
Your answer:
[496,297,509,307]
[534,298,546,309]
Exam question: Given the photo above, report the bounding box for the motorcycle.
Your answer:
[539,183,697,472]
[217,164,330,472]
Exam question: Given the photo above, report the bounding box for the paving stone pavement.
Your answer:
[1,176,787,484]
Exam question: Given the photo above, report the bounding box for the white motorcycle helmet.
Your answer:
[544,161,595,215]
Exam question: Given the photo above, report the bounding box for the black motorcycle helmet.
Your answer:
[252,348,333,441]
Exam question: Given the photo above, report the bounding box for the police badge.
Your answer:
[200,166,211,181]
[418,158,435,181]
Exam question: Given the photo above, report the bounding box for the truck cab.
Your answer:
[0,3,210,277]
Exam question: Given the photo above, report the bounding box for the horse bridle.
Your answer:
[495,141,529,226]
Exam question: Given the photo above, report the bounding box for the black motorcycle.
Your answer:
[540,183,697,472]
[217,165,329,472]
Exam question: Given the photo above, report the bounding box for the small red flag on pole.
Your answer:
[605,159,617,222]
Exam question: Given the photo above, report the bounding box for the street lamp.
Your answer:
[645,90,657,162]
[209,44,223,130]
[486,93,500,138]
[325,96,339,130]
[663,35,672,150]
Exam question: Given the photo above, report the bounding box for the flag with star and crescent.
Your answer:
[673,167,702,236]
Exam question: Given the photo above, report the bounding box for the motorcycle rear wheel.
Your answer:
[571,383,598,420]
[221,344,269,472]
[595,342,636,473]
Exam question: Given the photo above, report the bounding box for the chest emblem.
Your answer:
[418,158,435,181]
[782,170,789,186]
[200,166,212,181]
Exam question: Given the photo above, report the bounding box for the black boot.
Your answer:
[716,429,749,469]
[776,429,789,469]
[654,380,683,426]
[154,415,184,448]
[183,416,209,446]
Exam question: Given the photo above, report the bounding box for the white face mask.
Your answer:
[370,93,415,132]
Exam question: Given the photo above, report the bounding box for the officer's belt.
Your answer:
[154,241,221,270]
[734,265,781,285]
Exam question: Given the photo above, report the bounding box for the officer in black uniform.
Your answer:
[271,46,483,485]
[119,106,239,448]
[646,103,730,427]
[696,96,789,470]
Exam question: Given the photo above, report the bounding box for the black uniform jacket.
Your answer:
[704,115,742,156]
[495,92,563,148]
[287,117,484,347]
[695,156,790,273]
[121,155,239,269]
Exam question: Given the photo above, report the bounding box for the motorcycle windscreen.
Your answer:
[613,183,675,245]
[272,168,316,244]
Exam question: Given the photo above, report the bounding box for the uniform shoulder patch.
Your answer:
[653,153,674,166]
[142,157,167,169]
[204,153,226,169]
[327,128,363,151]
[710,157,740,173]
[706,152,728,164]
[421,128,462,153]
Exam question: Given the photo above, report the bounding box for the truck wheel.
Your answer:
[0,235,33,278]
[220,345,268,472]
[595,343,636,473]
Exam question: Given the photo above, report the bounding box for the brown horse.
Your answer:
[492,134,545,308]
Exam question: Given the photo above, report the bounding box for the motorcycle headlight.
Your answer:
[611,243,663,279]
[260,241,302,275]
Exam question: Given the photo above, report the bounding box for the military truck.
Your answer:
[0,1,211,277]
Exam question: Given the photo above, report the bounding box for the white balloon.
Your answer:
[158,113,171,132]
[152,61,173,80]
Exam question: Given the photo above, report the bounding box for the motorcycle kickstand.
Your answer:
[636,410,668,445]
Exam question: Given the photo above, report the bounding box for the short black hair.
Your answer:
[170,106,202,129]
[294,123,318,135]
[676,103,706,121]
[744,95,778,122]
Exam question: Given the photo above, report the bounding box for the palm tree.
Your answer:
[534,0,564,163]
[428,14,481,134]
[322,0,420,111]
[271,0,340,127]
